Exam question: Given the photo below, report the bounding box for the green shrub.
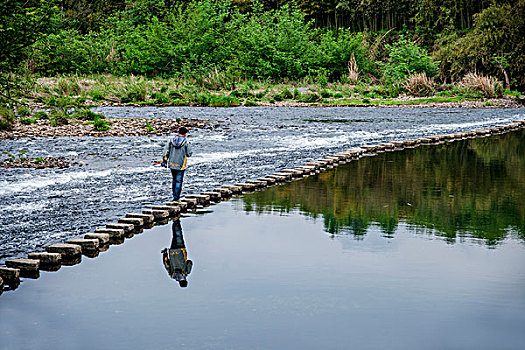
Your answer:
[93,117,110,131]
[89,89,105,101]
[16,106,32,117]
[145,120,156,132]
[362,98,370,104]
[333,93,344,98]
[209,95,240,107]
[293,89,301,99]
[320,90,332,98]
[255,91,267,99]
[57,78,82,96]
[168,90,184,99]
[121,81,148,102]
[280,89,293,99]
[300,92,322,103]
[244,100,259,106]
[33,111,49,120]
[49,110,69,126]
[318,74,328,88]
[0,107,16,130]
[73,108,105,121]
[20,118,37,125]
[381,37,438,84]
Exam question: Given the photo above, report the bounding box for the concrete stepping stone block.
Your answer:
[28,252,61,265]
[166,201,188,213]
[201,191,221,202]
[94,228,125,239]
[66,238,99,253]
[265,174,286,182]
[46,243,82,258]
[235,182,256,191]
[118,217,144,227]
[185,194,210,205]
[5,260,38,278]
[180,197,197,209]
[0,267,20,285]
[6,259,40,277]
[152,205,181,217]
[214,187,233,197]
[84,233,110,245]
[142,209,169,220]
[258,177,276,185]
[106,222,134,233]
[221,185,243,194]
[245,180,267,188]
[126,213,154,225]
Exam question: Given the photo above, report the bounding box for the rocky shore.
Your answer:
[0,117,210,140]
[0,156,79,169]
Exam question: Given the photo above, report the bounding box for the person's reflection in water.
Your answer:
[161,219,193,288]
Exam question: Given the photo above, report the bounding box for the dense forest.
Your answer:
[1,0,524,115]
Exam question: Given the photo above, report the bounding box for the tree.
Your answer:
[0,0,58,99]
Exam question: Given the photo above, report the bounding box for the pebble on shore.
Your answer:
[0,117,210,140]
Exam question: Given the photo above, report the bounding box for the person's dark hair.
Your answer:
[179,280,188,288]
[178,126,189,135]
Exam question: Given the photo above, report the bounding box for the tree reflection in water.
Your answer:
[241,130,525,246]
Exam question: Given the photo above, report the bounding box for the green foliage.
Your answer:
[33,111,49,120]
[300,92,322,103]
[145,119,156,132]
[0,106,16,130]
[381,37,438,84]
[19,117,37,125]
[48,109,69,126]
[16,106,31,117]
[93,116,110,131]
[72,108,105,121]
[1,148,27,162]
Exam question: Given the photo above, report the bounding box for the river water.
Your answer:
[0,126,523,349]
[0,107,523,262]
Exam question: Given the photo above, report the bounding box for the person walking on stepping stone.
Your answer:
[160,126,192,202]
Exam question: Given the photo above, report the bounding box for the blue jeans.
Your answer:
[170,169,185,201]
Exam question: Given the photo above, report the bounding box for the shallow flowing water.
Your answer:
[0,107,523,262]
[0,128,523,349]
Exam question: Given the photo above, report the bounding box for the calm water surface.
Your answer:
[0,130,524,349]
[0,107,524,262]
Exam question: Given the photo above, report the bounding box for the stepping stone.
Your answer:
[273,172,293,180]
[258,177,276,184]
[94,228,124,239]
[185,194,210,205]
[214,187,232,197]
[66,238,99,253]
[0,267,20,285]
[201,191,221,202]
[46,243,82,258]
[126,213,154,224]
[166,201,188,212]
[28,252,62,265]
[221,185,243,194]
[142,209,170,220]
[106,222,134,233]
[180,198,197,209]
[280,169,304,177]
[235,182,256,191]
[84,233,110,245]
[118,217,144,227]
[245,180,267,188]
[152,205,180,217]
[5,259,39,277]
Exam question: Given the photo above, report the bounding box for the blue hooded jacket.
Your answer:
[162,134,192,170]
